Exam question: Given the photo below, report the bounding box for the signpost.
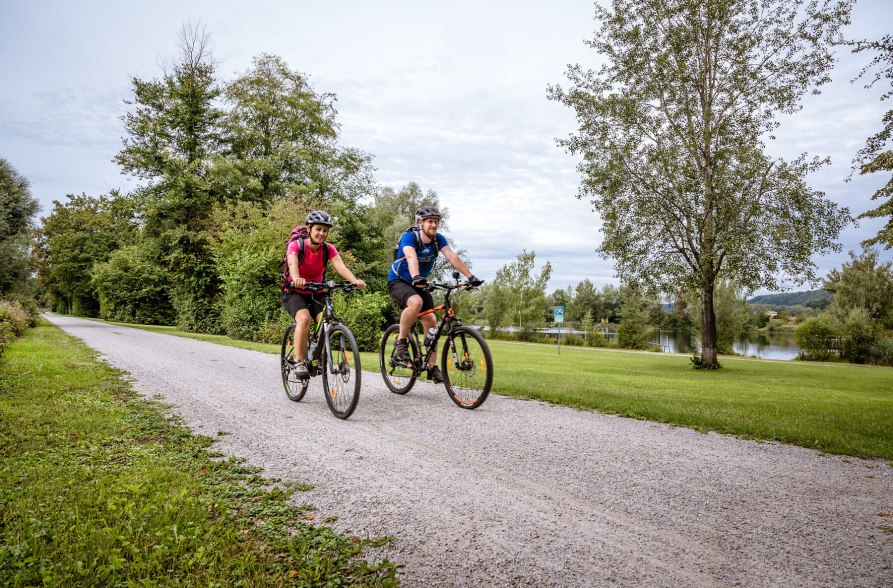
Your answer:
[554,305,564,354]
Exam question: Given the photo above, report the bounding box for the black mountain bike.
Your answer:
[379,273,493,409]
[281,281,361,419]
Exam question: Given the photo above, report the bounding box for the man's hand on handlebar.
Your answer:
[468,275,484,288]
[411,274,428,288]
[289,277,306,289]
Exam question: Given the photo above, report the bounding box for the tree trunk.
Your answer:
[700,282,720,369]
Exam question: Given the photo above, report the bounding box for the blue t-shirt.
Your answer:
[388,231,449,283]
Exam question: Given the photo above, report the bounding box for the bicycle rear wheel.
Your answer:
[281,323,309,402]
[441,326,493,409]
[379,324,419,395]
[321,324,361,419]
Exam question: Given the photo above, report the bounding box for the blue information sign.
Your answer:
[554,305,565,323]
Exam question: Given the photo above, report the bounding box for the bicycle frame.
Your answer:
[302,281,354,377]
[406,281,467,375]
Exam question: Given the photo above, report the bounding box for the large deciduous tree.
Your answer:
[850,35,893,249]
[549,0,853,368]
[220,53,374,209]
[115,21,224,332]
[0,157,39,295]
[34,193,137,315]
[824,248,893,330]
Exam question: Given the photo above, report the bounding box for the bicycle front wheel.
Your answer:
[379,324,419,395]
[441,326,493,409]
[281,323,309,402]
[321,324,361,419]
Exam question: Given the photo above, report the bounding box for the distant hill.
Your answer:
[747,289,833,308]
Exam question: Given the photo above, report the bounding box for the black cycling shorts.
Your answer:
[281,291,324,319]
[387,279,434,312]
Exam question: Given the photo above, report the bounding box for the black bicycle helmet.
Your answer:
[416,206,442,220]
[305,210,333,227]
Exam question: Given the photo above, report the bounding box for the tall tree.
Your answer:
[34,193,137,315]
[484,250,552,339]
[824,248,893,329]
[850,35,893,249]
[115,21,224,331]
[0,157,39,295]
[549,0,853,368]
[219,53,374,208]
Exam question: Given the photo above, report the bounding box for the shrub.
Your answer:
[92,245,175,325]
[0,301,29,337]
[0,300,29,356]
[334,290,390,352]
[870,336,893,367]
[840,309,883,364]
[795,315,840,361]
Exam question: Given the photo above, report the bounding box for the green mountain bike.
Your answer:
[281,281,361,419]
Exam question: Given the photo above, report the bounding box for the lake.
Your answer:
[528,327,802,360]
[646,329,800,360]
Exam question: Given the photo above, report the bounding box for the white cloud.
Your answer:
[1,0,891,294]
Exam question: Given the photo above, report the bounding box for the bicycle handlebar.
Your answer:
[293,280,359,293]
[424,280,482,293]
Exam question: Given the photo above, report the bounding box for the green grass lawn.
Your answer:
[483,341,893,460]
[0,321,399,586]
[84,317,893,460]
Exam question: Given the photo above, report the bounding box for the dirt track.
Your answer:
[47,314,893,587]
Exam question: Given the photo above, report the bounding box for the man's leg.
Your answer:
[419,312,437,369]
[398,294,423,339]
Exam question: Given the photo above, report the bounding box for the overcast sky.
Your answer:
[1,0,891,293]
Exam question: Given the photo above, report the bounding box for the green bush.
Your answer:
[92,245,176,325]
[0,300,29,356]
[841,309,883,365]
[217,243,282,341]
[6,296,41,328]
[334,290,390,352]
[0,301,28,337]
[795,315,840,361]
[870,336,893,367]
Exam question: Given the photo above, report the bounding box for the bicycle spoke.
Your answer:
[322,325,360,419]
[442,327,492,409]
[379,324,418,395]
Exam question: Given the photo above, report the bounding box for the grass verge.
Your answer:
[483,341,893,460]
[0,321,399,587]
[79,316,893,461]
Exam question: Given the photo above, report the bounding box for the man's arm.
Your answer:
[402,245,421,277]
[440,246,473,279]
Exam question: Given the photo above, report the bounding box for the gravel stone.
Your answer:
[47,314,893,587]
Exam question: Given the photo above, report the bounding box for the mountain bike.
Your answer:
[280,281,361,419]
[379,273,493,409]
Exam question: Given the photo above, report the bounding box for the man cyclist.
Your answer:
[283,210,365,378]
[387,206,482,382]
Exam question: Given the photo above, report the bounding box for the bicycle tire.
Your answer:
[379,324,420,395]
[441,326,493,409]
[281,323,309,402]
[321,323,361,419]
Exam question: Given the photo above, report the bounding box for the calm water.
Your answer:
[536,327,801,360]
[653,329,800,360]
[565,328,800,360]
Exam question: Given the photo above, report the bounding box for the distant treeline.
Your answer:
[747,290,833,309]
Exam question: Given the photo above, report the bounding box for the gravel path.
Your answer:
[47,314,893,587]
